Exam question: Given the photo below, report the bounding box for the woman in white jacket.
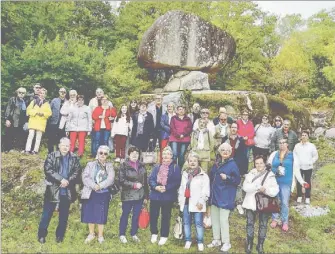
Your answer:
[242,155,279,254]
[178,152,210,252]
[111,104,133,163]
[59,90,78,129]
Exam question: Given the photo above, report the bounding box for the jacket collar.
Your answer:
[54,151,75,158]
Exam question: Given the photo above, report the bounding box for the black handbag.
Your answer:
[108,182,120,196]
[255,171,280,213]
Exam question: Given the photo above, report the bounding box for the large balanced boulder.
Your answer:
[164,71,210,92]
[138,10,236,72]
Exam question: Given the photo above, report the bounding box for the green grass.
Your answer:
[2,139,335,253]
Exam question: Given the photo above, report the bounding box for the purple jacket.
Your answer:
[169,115,192,143]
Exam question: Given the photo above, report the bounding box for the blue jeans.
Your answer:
[91,130,95,155]
[38,195,71,239]
[119,199,143,236]
[170,142,189,167]
[272,183,291,224]
[183,205,204,243]
[94,129,111,156]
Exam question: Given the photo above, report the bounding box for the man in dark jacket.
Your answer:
[270,119,298,152]
[221,122,248,215]
[147,94,163,152]
[37,137,81,244]
[46,87,67,153]
[3,87,27,152]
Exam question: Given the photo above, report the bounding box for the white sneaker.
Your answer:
[115,157,121,162]
[198,243,204,251]
[305,198,310,204]
[297,197,302,203]
[237,204,244,215]
[158,237,168,246]
[220,243,231,252]
[119,235,127,244]
[207,239,221,248]
[184,241,192,249]
[84,234,95,244]
[132,235,140,242]
[151,234,158,244]
[97,236,104,244]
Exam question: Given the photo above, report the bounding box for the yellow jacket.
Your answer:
[27,100,52,132]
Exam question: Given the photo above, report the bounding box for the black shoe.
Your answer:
[256,237,265,254]
[38,237,46,244]
[56,237,63,243]
[246,237,254,254]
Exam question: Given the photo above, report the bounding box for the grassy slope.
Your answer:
[1,140,335,253]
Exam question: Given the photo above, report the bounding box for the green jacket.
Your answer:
[190,129,214,161]
[270,128,298,152]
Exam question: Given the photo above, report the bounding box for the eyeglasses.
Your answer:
[201,112,209,114]
[34,87,41,89]
[262,117,268,120]
[59,91,66,94]
[279,142,287,144]
[99,152,108,156]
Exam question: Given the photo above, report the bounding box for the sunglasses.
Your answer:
[18,92,26,94]
[275,119,281,122]
[262,117,268,120]
[201,112,209,114]
[99,152,108,156]
[35,87,41,89]
[59,91,66,94]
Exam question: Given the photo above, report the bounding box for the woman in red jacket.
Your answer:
[92,96,117,157]
[236,110,255,163]
[169,105,193,167]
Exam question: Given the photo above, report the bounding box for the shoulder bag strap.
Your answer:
[261,170,271,186]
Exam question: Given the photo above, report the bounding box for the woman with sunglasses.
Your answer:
[81,145,115,244]
[253,115,275,161]
[268,139,306,232]
[272,116,283,129]
[4,87,27,152]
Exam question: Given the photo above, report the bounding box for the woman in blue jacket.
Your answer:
[149,146,181,246]
[207,143,241,253]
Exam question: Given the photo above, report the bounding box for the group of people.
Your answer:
[3,84,319,253]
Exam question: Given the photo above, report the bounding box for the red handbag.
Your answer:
[138,206,150,229]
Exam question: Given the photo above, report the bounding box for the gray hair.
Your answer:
[96,145,110,159]
[187,152,200,162]
[59,137,71,145]
[217,143,232,154]
[283,119,291,125]
[96,88,104,94]
[16,87,27,94]
[69,89,77,96]
[162,146,173,155]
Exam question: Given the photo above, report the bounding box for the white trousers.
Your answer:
[25,129,43,152]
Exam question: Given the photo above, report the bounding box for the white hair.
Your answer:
[162,146,173,155]
[95,145,110,159]
[69,89,77,95]
[218,143,232,154]
[59,137,71,145]
[187,152,200,162]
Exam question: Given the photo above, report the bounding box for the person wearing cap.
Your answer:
[169,104,193,167]
[272,116,283,129]
[293,130,318,204]
[213,107,234,126]
[193,108,215,136]
[270,119,298,153]
[47,87,68,153]
[3,87,27,152]
[236,109,255,162]
[92,95,117,157]
[253,114,275,161]
[207,143,241,252]
[147,94,163,152]
[130,100,155,152]
[24,88,52,154]
[25,83,42,106]
[187,103,201,125]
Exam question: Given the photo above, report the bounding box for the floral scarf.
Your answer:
[157,162,170,186]
[184,167,201,198]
